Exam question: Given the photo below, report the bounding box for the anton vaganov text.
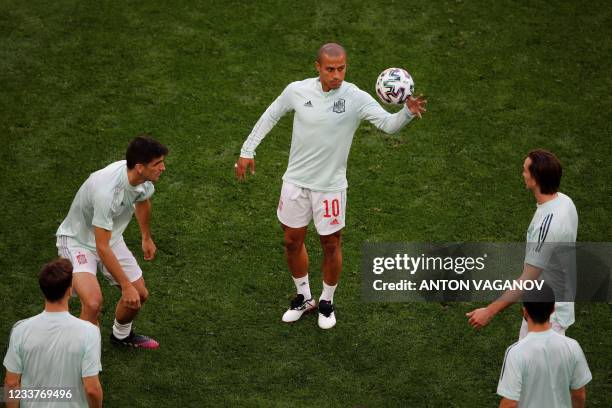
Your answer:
[372,279,544,291]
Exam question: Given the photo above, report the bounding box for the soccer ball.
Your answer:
[375,68,414,105]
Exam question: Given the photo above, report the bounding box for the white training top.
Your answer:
[524,192,578,328]
[240,77,414,191]
[56,160,155,251]
[497,329,591,407]
[3,311,102,408]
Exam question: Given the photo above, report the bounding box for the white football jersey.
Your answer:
[241,78,414,191]
[524,192,578,328]
[498,329,591,407]
[3,311,102,407]
[56,160,155,251]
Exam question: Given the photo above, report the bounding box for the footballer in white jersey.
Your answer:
[56,135,167,349]
[3,259,103,407]
[235,43,427,329]
[497,283,591,407]
[468,149,577,339]
[522,190,577,337]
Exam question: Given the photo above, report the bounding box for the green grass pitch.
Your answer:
[0,1,610,406]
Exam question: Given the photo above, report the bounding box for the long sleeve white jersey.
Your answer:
[240,77,415,191]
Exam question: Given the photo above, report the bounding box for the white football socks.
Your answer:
[320,282,337,303]
[113,319,132,340]
[293,274,312,300]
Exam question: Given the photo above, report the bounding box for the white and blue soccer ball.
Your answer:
[375,68,414,105]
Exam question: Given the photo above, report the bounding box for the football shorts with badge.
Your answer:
[277,181,346,235]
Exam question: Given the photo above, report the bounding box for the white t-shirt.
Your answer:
[497,329,591,407]
[3,311,102,408]
[56,160,155,251]
[240,78,414,191]
[524,192,578,328]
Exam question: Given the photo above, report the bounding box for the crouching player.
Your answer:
[56,135,167,348]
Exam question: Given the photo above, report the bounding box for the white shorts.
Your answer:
[56,236,143,286]
[277,181,346,236]
[519,317,566,340]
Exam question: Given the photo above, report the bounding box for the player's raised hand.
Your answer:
[466,307,494,329]
[406,94,427,118]
[142,237,156,260]
[235,157,255,181]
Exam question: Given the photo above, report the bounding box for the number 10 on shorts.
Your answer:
[323,199,340,218]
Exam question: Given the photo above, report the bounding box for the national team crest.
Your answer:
[333,98,345,113]
[76,254,88,265]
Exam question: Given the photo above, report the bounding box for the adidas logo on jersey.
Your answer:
[330,218,340,225]
[304,100,313,107]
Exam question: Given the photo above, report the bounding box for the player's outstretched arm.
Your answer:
[466,303,507,329]
[406,95,427,118]
[237,83,294,179]
[466,263,543,329]
[359,90,426,134]
[235,157,255,181]
[135,200,156,260]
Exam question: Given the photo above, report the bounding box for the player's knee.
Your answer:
[321,237,341,257]
[284,236,304,253]
[82,296,103,316]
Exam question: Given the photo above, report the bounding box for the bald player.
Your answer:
[235,43,427,329]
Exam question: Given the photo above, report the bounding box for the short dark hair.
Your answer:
[126,135,168,169]
[39,258,73,302]
[522,282,555,324]
[527,149,562,194]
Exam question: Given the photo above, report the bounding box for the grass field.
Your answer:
[1,1,611,406]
